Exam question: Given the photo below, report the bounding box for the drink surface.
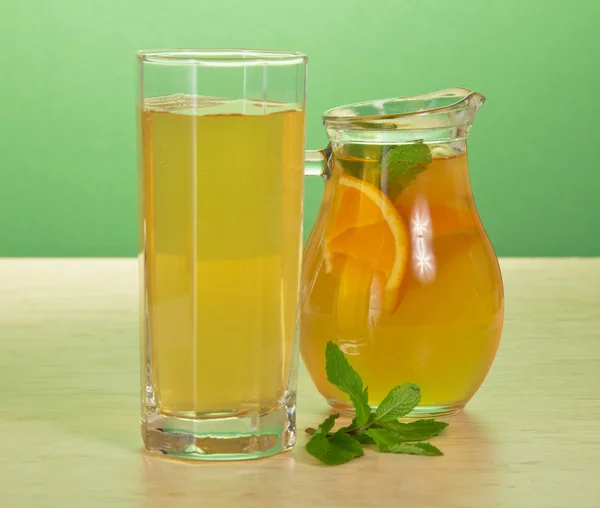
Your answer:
[301,142,504,411]
[140,95,304,416]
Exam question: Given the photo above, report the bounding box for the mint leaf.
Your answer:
[373,383,421,422]
[379,419,448,441]
[325,342,371,427]
[325,342,363,395]
[381,442,443,456]
[382,141,431,181]
[329,431,364,457]
[306,434,347,465]
[364,428,443,456]
[306,429,364,466]
[382,141,431,198]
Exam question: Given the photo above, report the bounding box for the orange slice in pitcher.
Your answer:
[325,175,410,314]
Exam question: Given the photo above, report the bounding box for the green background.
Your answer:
[1,0,598,257]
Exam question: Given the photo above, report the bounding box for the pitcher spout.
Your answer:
[323,87,486,143]
[460,88,486,125]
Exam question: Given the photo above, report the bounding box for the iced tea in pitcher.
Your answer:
[301,89,503,417]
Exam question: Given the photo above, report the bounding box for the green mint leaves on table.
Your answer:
[305,342,448,466]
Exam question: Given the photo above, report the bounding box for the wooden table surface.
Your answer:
[0,259,598,507]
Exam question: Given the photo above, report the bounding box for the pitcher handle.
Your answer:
[304,147,331,179]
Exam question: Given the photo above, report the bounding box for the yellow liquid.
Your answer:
[301,149,504,412]
[140,96,304,416]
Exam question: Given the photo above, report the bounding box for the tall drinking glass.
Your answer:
[137,49,307,460]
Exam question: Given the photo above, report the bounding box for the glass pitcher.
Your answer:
[301,88,504,417]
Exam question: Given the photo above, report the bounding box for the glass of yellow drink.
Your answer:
[137,49,306,460]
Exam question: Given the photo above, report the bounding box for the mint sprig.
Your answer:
[305,342,448,466]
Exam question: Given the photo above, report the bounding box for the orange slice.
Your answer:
[325,175,410,313]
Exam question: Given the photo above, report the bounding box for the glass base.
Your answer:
[327,399,465,419]
[142,403,296,461]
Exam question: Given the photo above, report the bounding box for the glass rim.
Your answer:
[137,48,307,67]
